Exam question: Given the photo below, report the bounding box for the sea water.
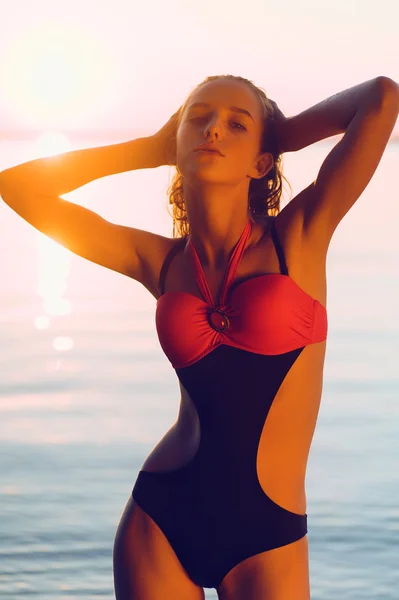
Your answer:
[1,136,398,599]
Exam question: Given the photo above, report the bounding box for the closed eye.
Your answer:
[189,116,246,131]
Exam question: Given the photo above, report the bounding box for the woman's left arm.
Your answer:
[274,76,399,244]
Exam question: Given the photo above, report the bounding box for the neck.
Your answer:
[183,181,251,269]
[188,216,251,270]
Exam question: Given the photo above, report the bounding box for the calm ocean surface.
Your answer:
[0,136,398,599]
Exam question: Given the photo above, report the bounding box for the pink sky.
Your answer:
[0,0,398,138]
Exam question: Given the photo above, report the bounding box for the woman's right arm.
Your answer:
[0,136,163,197]
[0,135,169,283]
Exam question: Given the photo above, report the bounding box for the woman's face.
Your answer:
[176,79,270,186]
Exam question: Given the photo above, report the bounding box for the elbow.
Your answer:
[0,169,27,198]
[376,76,399,104]
[0,171,27,202]
[0,171,11,198]
[0,168,15,190]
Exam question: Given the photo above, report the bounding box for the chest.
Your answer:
[156,275,327,369]
[157,218,327,311]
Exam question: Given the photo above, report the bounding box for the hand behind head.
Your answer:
[152,107,183,166]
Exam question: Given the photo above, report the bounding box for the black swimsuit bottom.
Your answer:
[132,218,327,589]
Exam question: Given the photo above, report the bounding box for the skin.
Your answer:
[115,79,320,599]
[1,73,397,599]
[175,79,274,270]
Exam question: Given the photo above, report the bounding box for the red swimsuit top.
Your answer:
[156,218,328,370]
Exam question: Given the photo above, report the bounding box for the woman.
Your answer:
[0,74,398,600]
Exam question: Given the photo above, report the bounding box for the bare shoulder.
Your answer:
[138,230,180,300]
[275,183,331,256]
[274,185,328,308]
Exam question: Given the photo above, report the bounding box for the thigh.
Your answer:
[216,535,310,600]
[113,495,205,600]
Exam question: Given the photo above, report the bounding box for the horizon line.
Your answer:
[1,129,398,144]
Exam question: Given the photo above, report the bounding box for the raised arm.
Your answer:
[0,136,163,198]
[274,76,399,247]
[0,136,165,281]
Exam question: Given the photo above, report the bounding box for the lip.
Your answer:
[194,145,224,156]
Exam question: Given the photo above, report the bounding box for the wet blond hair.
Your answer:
[166,74,292,238]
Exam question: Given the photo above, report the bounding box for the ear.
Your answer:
[249,152,274,180]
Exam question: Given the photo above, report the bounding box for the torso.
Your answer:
[139,205,328,516]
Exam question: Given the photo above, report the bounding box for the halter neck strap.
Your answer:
[188,220,253,306]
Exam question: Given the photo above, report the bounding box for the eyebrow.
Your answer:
[186,102,255,122]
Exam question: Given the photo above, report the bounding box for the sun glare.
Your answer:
[1,24,114,130]
[36,131,73,157]
[33,131,73,344]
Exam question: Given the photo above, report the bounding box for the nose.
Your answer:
[204,116,222,139]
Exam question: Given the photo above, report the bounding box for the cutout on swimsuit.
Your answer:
[132,217,328,589]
